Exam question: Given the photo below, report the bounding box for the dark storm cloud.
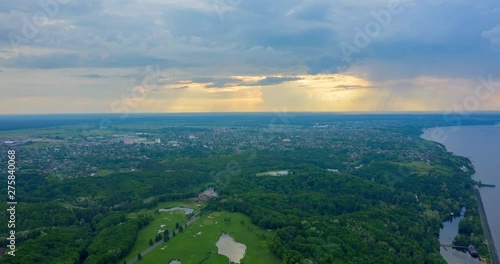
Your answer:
[333,85,373,90]
[174,85,189,90]
[0,0,499,81]
[250,76,303,86]
[5,52,188,69]
[77,73,104,79]
[189,76,303,88]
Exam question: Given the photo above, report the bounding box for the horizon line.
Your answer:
[1,110,500,116]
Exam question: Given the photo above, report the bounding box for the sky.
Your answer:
[1,0,500,114]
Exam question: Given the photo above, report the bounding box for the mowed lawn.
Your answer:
[121,202,201,263]
[141,211,280,264]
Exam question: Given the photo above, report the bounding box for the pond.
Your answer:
[158,207,194,214]
[256,170,289,176]
[216,233,246,264]
[439,208,481,264]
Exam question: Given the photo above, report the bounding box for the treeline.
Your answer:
[0,211,152,264]
[0,226,92,264]
[205,138,483,263]
[208,167,446,263]
[272,207,445,264]
[0,159,213,263]
[85,220,138,264]
[4,166,209,210]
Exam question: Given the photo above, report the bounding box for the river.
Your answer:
[422,125,500,263]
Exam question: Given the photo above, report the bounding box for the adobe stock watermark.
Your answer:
[337,0,404,72]
[7,0,69,54]
[110,65,167,120]
[211,108,296,188]
[246,108,296,162]
[430,75,500,143]
[213,0,242,21]
[79,65,168,141]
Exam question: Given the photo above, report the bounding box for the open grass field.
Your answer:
[121,202,201,263]
[141,211,280,264]
[407,161,451,174]
[256,170,289,177]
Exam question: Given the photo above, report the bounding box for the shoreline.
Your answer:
[420,127,498,264]
[476,188,499,264]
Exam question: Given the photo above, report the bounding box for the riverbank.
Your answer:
[476,188,499,264]
[421,127,499,264]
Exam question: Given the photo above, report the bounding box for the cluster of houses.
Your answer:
[197,187,218,200]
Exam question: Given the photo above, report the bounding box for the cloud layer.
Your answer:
[0,0,499,113]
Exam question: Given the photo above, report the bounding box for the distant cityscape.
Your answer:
[1,121,437,179]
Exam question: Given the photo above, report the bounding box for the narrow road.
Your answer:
[476,188,499,264]
[126,214,201,264]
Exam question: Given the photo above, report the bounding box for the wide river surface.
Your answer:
[422,125,500,261]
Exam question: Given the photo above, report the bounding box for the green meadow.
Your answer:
[141,211,280,264]
[121,202,201,263]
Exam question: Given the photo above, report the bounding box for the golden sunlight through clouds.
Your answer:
[154,73,375,112]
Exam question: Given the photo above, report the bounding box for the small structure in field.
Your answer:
[467,245,479,258]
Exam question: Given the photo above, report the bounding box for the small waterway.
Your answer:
[158,207,194,214]
[216,233,246,264]
[439,208,481,264]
